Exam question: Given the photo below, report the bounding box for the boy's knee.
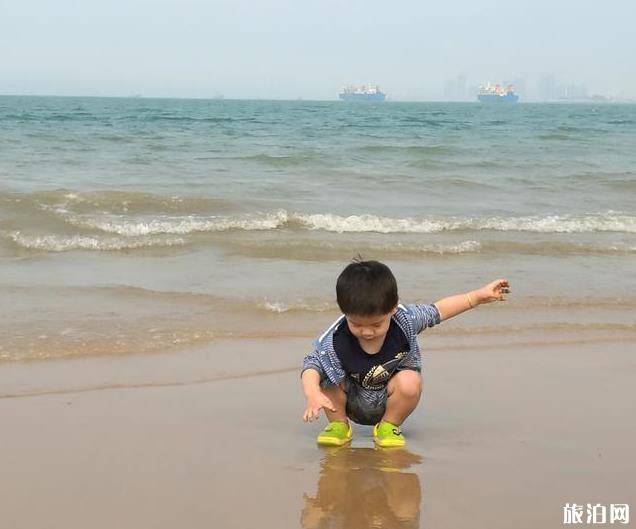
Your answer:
[322,383,347,399]
[390,370,422,399]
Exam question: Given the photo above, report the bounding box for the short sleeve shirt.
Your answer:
[333,318,411,390]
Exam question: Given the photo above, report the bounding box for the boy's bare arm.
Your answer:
[301,368,322,397]
[301,369,336,422]
[434,279,510,322]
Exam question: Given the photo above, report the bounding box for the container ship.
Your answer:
[339,84,386,102]
[478,83,519,103]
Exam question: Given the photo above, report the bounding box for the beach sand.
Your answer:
[1,337,634,529]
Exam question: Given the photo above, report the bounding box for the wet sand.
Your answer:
[1,337,634,529]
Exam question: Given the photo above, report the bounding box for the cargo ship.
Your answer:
[339,84,386,102]
[478,83,519,103]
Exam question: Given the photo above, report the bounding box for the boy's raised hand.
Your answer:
[303,391,336,422]
[475,279,511,304]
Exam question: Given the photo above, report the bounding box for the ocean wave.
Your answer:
[481,240,636,255]
[602,177,636,191]
[470,213,636,233]
[291,212,636,234]
[291,213,448,233]
[259,300,334,313]
[224,238,636,260]
[63,210,289,235]
[354,144,455,155]
[553,170,636,186]
[606,119,634,125]
[3,231,186,252]
[52,210,636,235]
[223,239,482,261]
[537,133,575,141]
[5,189,635,237]
[240,153,316,166]
[0,188,237,216]
[134,114,254,124]
[396,116,445,127]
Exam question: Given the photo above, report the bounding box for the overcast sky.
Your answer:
[2,0,635,100]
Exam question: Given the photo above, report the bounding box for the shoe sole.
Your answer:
[316,436,352,447]
[374,438,406,448]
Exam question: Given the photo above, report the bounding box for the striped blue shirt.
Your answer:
[302,303,441,386]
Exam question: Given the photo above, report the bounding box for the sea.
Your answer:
[1,96,635,362]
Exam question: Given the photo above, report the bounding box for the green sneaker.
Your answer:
[373,421,406,448]
[316,421,353,447]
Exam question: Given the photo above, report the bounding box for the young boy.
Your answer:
[301,259,510,448]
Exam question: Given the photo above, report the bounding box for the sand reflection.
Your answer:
[301,447,422,529]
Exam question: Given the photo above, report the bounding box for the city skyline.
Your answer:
[2,0,635,100]
[441,73,624,102]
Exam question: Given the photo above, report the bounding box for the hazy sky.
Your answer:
[2,0,635,100]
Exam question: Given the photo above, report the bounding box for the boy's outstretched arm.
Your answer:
[434,279,510,322]
[301,369,337,422]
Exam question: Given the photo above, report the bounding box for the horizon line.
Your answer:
[0,93,634,104]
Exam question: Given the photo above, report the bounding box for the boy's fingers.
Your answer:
[305,407,319,422]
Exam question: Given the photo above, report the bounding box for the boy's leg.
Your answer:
[383,369,422,426]
[322,383,348,423]
[316,383,352,446]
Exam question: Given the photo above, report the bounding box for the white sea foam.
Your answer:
[262,301,290,313]
[52,210,636,235]
[472,213,636,233]
[4,231,185,252]
[294,213,447,233]
[63,210,290,235]
[294,212,636,234]
[260,300,333,313]
[430,240,481,253]
[365,240,481,254]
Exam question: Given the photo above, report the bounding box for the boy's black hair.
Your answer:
[336,258,398,316]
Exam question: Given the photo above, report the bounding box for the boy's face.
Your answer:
[345,307,397,344]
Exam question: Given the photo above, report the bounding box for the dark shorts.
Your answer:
[344,378,388,426]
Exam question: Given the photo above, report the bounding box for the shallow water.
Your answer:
[1,96,634,360]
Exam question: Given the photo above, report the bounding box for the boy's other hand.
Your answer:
[303,391,336,422]
[476,279,510,305]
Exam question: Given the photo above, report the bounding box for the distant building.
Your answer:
[456,75,466,100]
[537,75,589,101]
[443,74,468,101]
[443,79,456,100]
[538,74,556,101]
[558,84,587,100]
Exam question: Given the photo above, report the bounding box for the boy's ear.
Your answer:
[390,305,398,315]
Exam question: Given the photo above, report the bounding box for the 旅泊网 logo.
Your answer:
[563,503,629,525]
